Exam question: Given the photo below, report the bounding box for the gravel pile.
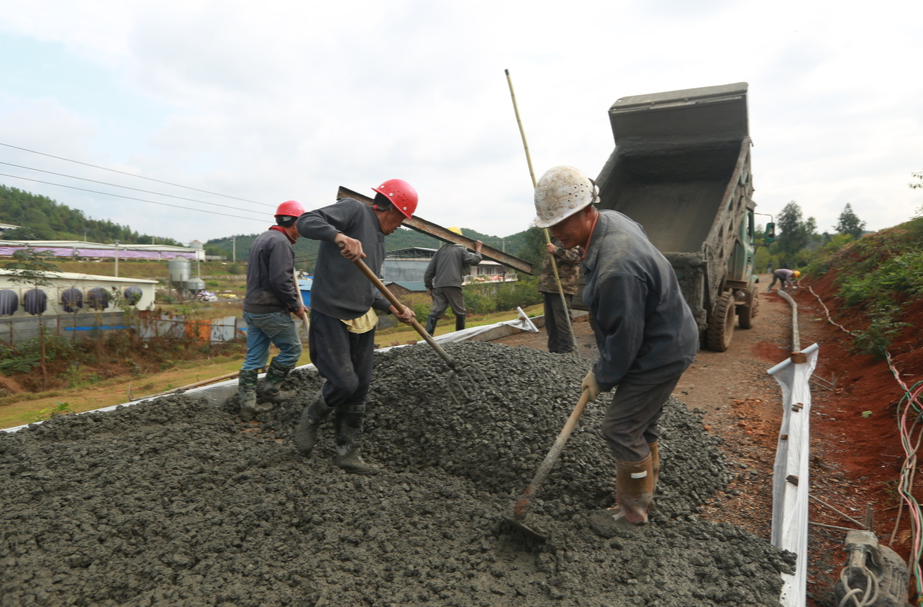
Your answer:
[1,341,794,606]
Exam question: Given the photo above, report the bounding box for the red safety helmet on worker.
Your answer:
[275,200,305,221]
[372,179,418,219]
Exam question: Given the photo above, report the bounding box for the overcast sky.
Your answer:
[1,0,921,247]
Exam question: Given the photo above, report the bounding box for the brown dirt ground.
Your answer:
[493,273,922,606]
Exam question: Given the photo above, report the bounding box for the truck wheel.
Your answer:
[738,286,759,329]
[706,292,735,352]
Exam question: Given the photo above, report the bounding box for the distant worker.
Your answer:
[238,200,309,421]
[533,166,698,527]
[423,227,483,334]
[767,268,799,292]
[766,262,773,274]
[293,179,418,475]
[539,240,581,354]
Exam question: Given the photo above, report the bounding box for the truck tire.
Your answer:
[706,292,735,352]
[738,286,759,329]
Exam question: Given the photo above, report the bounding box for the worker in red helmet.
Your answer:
[292,179,417,475]
[237,200,309,421]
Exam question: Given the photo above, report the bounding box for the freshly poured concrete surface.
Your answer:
[0,342,793,606]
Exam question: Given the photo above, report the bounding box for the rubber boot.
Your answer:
[610,455,655,526]
[455,313,466,332]
[648,441,660,511]
[293,391,334,455]
[237,369,265,421]
[260,357,294,402]
[424,314,438,336]
[333,404,380,475]
[648,441,660,494]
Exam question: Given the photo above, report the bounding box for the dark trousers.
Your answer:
[601,375,683,462]
[431,286,466,318]
[542,292,574,353]
[309,310,376,409]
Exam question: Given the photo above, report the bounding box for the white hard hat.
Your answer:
[533,166,599,228]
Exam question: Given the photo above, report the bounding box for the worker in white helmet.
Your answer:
[533,166,699,526]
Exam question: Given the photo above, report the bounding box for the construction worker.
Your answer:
[539,239,581,354]
[293,179,417,475]
[238,200,309,421]
[533,166,698,526]
[767,268,800,292]
[423,227,483,334]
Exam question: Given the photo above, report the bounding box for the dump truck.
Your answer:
[590,82,759,352]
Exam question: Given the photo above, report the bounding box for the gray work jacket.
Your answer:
[296,198,391,320]
[583,210,699,389]
[424,245,482,290]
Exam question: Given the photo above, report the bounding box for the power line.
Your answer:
[0,173,268,224]
[0,141,273,207]
[0,161,267,217]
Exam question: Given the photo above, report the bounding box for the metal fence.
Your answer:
[0,313,245,346]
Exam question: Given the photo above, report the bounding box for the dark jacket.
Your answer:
[583,210,698,389]
[296,198,391,320]
[424,245,482,290]
[243,228,302,314]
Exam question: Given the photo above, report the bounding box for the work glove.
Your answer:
[581,370,602,402]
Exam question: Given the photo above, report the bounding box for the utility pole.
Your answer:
[232,236,236,263]
[114,241,119,277]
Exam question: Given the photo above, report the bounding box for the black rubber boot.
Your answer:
[424,314,438,336]
[293,391,334,455]
[260,357,294,401]
[237,369,264,421]
[333,404,380,475]
[455,314,466,332]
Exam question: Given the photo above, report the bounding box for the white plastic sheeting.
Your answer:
[426,307,539,344]
[768,342,819,607]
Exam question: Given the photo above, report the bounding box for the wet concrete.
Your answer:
[1,342,794,606]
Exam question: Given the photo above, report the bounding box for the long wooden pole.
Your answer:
[504,69,578,354]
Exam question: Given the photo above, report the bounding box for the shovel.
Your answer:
[505,386,592,542]
[349,256,487,404]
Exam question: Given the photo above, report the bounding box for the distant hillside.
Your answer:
[207,225,537,274]
[0,185,183,246]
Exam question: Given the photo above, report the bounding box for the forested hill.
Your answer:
[0,185,182,246]
[207,226,534,274]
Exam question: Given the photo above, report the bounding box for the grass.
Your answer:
[0,304,543,430]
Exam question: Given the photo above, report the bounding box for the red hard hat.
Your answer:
[275,200,305,218]
[372,179,417,219]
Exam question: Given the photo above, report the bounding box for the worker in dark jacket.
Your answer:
[293,179,417,475]
[423,227,482,334]
[238,200,309,421]
[539,240,581,354]
[533,166,699,526]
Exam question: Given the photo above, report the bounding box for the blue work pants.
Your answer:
[242,311,302,371]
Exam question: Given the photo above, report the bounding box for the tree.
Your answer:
[910,169,923,190]
[834,203,867,239]
[1,249,61,390]
[776,202,812,259]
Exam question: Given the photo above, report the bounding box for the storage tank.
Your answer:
[168,257,191,286]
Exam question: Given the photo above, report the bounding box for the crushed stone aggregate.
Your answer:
[1,341,794,606]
